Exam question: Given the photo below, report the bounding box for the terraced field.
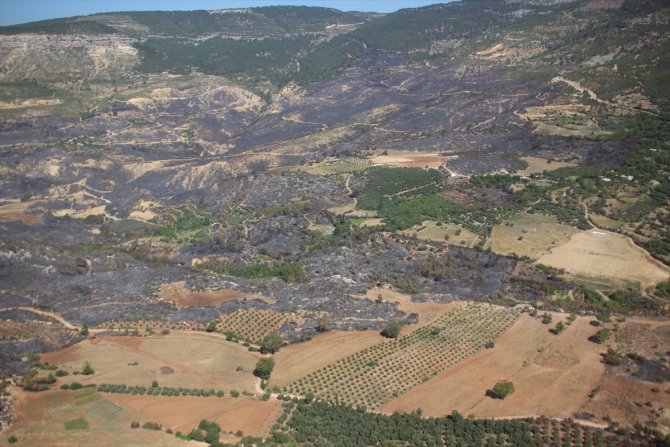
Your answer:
[282,302,519,410]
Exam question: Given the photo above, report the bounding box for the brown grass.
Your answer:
[107,394,283,438]
[42,332,261,394]
[371,150,445,168]
[487,213,578,259]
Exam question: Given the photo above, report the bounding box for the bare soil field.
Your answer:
[269,330,384,388]
[383,313,607,420]
[536,229,670,288]
[2,389,195,447]
[487,212,578,259]
[371,150,445,168]
[107,394,283,438]
[41,332,261,394]
[157,281,275,308]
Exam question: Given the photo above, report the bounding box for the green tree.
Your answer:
[304,391,315,403]
[81,361,94,375]
[205,320,218,333]
[490,381,515,399]
[254,357,275,380]
[382,321,401,339]
[80,323,89,336]
[260,331,284,354]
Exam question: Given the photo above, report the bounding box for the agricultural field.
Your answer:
[486,212,578,259]
[370,150,446,168]
[288,158,372,176]
[536,229,670,289]
[356,166,443,211]
[218,309,307,344]
[41,332,261,395]
[384,312,605,419]
[1,389,197,447]
[281,302,519,410]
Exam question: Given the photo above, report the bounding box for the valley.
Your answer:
[0,0,669,445]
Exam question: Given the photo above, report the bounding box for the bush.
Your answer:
[490,381,515,399]
[541,313,553,324]
[591,328,611,344]
[382,321,401,339]
[230,389,240,398]
[602,347,623,366]
[484,340,495,349]
[131,421,140,428]
[8,435,17,443]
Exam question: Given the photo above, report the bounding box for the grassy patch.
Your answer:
[64,417,89,430]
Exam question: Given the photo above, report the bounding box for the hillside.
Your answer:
[0,1,669,446]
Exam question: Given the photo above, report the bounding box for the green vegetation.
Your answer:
[260,331,284,354]
[81,361,94,375]
[355,166,442,211]
[490,381,515,400]
[284,304,519,410]
[591,328,612,344]
[254,357,275,381]
[156,207,215,243]
[64,417,89,430]
[97,383,225,397]
[286,402,538,446]
[195,259,307,283]
[381,321,401,339]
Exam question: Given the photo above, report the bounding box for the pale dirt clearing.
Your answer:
[371,150,445,168]
[487,213,578,259]
[383,314,606,419]
[270,330,384,388]
[42,332,261,394]
[107,394,283,438]
[518,156,578,176]
[536,229,670,288]
[157,281,276,308]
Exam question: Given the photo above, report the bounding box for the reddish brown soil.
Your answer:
[107,394,283,437]
[383,314,606,419]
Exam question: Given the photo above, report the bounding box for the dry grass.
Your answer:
[486,212,578,259]
[401,221,480,248]
[536,229,670,288]
[41,332,261,394]
[370,150,445,168]
[518,156,577,176]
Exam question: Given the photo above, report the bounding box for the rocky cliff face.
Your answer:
[0,34,138,83]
